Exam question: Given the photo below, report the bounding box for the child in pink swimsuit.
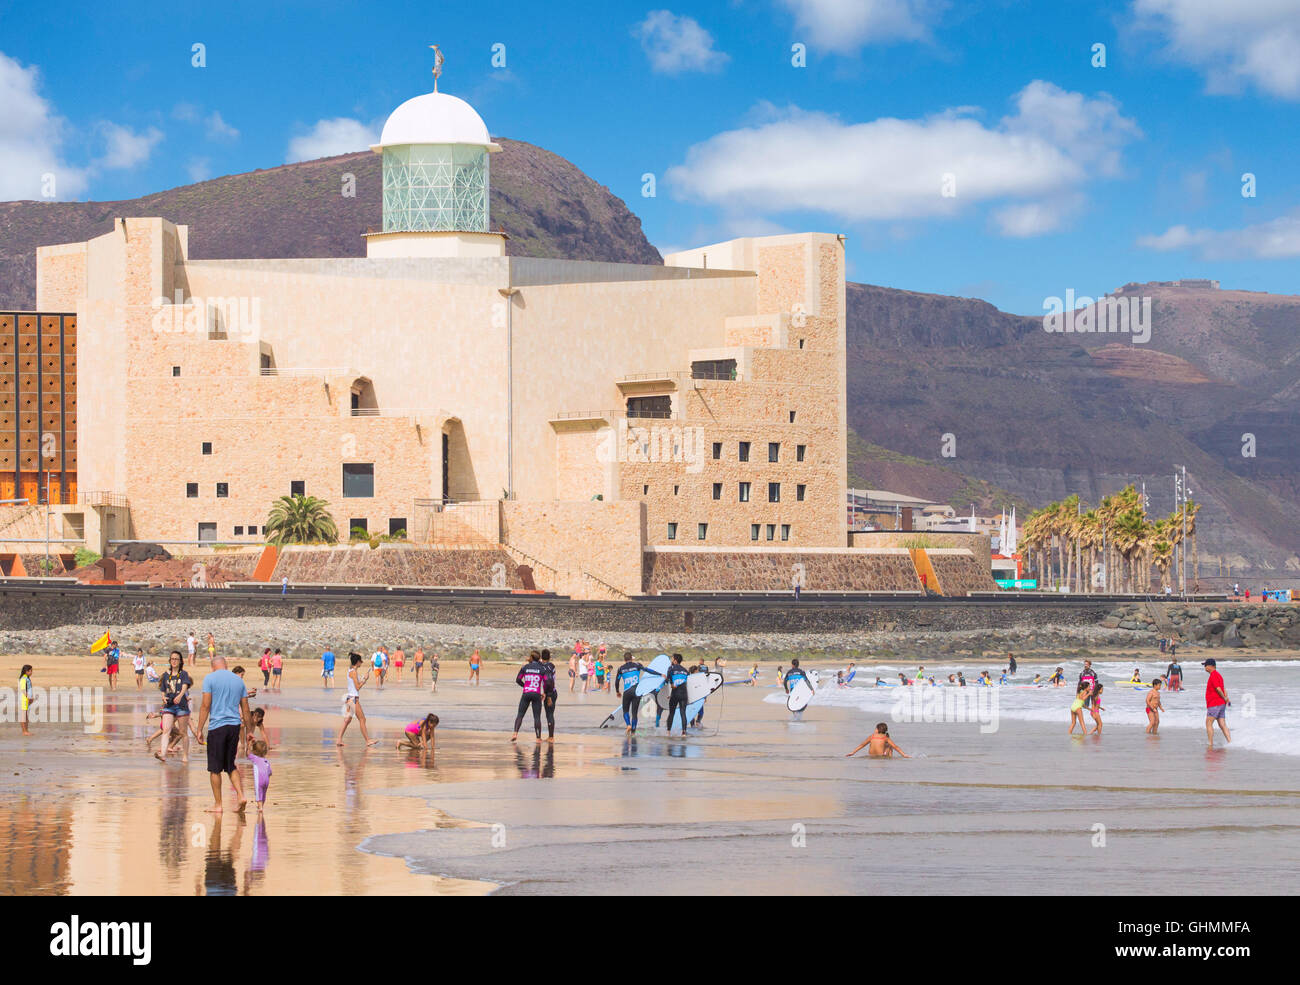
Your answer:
[248,739,272,812]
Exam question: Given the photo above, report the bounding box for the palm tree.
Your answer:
[264,494,339,545]
[1113,506,1149,593]
[1023,507,1052,588]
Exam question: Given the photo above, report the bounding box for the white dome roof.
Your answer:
[373,91,499,150]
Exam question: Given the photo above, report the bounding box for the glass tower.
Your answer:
[381,144,490,233]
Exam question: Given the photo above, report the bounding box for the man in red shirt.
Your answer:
[1203,658,1231,746]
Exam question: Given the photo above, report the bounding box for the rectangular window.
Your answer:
[797,484,806,502]
[234,525,244,536]
[768,442,780,462]
[201,441,212,455]
[389,517,407,537]
[789,410,797,423]
[781,524,791,541]
[643,484,649,495]
[349,518,368,535]
[796,444,806,462]
[673,485,679,496]
[798,339,805,349]
[750,524,760,541]
[247,525,258,535]
[738,482,751,503]
[768,482,781,503]
[738,441,750,462]
[171,366,180,377]
[290,480,305,497]
[766,524,776,541]
[342,463,375,498]
[667,522,678,541]
[697,523,708,540]
[712,483,722,500]
[712,442,722,460]
[197,522,216,542]
[216,482,228,498]
[185,482,198,498]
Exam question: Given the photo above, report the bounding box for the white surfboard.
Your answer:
[654,671,724,711]
[786,676,817,712]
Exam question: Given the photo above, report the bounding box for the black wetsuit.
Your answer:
[666,662,690,733]
[541,659,558,738]
[514,659,547,738]
[616,660,644,729]
[782,666,809,693]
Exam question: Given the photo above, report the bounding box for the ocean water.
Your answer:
[769,659,1300,758]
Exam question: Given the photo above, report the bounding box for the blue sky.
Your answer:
[1,0,1297,314]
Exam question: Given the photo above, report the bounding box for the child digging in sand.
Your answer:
[1145,678,1165,734]
[845,722,909,759]
[397,713,439,753]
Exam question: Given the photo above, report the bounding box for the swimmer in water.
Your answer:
[1068,682,1091,735]
[1128,668,1142,684]
[846,722,909,759]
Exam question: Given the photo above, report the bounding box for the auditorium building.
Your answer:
[3,80,993,597]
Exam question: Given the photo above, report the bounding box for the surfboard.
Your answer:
[635,654,672,696]
[654,672,723,727]
[786,677,815,712]
[599,693,657,728]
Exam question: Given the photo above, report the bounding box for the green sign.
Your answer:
[996,578,1038,590]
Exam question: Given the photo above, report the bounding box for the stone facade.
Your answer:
[643,547,922,594]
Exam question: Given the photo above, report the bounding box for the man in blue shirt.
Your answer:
[321,648,336,689]
[197,656,251,814]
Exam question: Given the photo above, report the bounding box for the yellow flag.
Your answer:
[90,631,111,653]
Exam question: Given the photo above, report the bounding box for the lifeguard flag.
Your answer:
[90,631,112,654]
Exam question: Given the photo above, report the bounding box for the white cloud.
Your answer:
[633,10,729,74]
[287,117,378,162]
[777,0,943,53]
[205,110,239,141]
[186,157,212,183]
[1138,213,1300,259]
[665,81,1140,234]
[97,122,163,170]
[0,51,88,199]
[1134,0,1300,98]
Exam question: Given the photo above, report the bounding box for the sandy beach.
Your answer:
[2,652,1298,895]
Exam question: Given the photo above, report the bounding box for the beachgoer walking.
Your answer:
[104,641,120,691]
[1088,683,1105,734]
[18,665,34,736]
[248,739,272,813]
[156,651,193,764]
[468,648,481,686]
[339,654,378,747]
[206,632,216,661]
[133,649,146,690]
[1068,683,1091,735]
[259,648,271,687]
[665,653,691,736]
[393,646,405,684]
[413,647,425,688]
[541,648,558,743]
[1145,679,1164,734]
[321,648,336,689]
[1203,658,1231,746]
[429,652,440,693]
[615,652,645,734]
[196,655,252,814]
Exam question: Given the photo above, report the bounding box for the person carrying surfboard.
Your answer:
[665,654,691,736]
[615,653,646,734]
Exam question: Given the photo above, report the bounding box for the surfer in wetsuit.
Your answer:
[1166,659,1182,691]
[511,650,547,743]
[540,648,558,743]
[1078,660,1099,710]
[665,653,690,736]
[615,652,645,734]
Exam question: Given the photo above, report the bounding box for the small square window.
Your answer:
[216,482,228,498]
[712,442,722,460]
[796,444,806,462]
[768,482,781,503]
[766,523,776,541]
[712,483,722,500]
[234,525,244,536]
[389,517,407,536]
[667,522,678,540]
[349,518,368,535]
[789,411,796,423]
[797,484,806,502]
[697,523,708,540]
[738,482,751,503]
[781,524,790,541]
[290,480,305,497]
[172,366,181,377]
[201,441,212,455]
[738,441,750,462]
[750,524,760,541]
[185,482,198,498]
[198,522,216,542]
[769,442,780,463]
[247,525,258,535]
